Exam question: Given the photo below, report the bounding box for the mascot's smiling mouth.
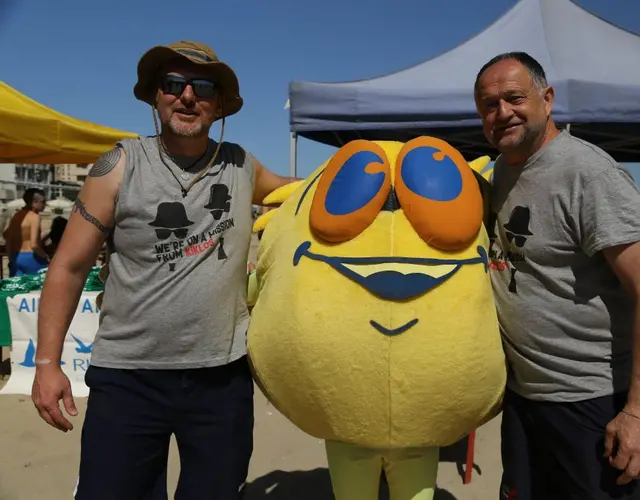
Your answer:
[293,241,488,336]
[293,241,488,300]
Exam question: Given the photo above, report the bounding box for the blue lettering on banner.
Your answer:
[18,337,93,371]
[73,359,91,372]
[19,339,65,367]
[71,335,93,354]
[81,299,99,313]
[17,297,99,314]
[18,297,39,313]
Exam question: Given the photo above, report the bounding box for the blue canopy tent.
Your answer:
[288,0,640,175]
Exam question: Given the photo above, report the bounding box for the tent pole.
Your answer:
[289,132,298,178]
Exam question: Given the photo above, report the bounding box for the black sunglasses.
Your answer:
[155,228,189,240]
[161,75,216,99]
[506,231,527,248]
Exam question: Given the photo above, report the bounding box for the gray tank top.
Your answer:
[91,135,255,369]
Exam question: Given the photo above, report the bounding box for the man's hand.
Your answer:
[605,407,640,484]
[603,242,640,485]
[31,365,78,432]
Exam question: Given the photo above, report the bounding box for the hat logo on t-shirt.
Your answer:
[149,202,195,272]
[149,202,194,240]
[504,206,533,248]
[204,184,232,220]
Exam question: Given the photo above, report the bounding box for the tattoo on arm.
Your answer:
[72,199,112,234]
[89,147,122,177]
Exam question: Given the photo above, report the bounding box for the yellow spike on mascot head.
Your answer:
[247,137,505,500]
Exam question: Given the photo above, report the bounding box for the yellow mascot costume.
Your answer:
[248,137,505,500]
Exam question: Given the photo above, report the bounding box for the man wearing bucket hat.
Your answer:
[31,41,297,499]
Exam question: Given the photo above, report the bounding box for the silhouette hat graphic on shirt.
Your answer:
[504,206,532,248]
[204,184,232,220]
[504,206,533,235]
[149,202,194,240]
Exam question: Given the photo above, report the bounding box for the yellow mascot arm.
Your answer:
[252,210,276,234]
[468,156,493,227]
[247,269,259,308]
[262,180,305,206]
[248,179,305,308]
[252,180,305,233]
[468,156,494,183]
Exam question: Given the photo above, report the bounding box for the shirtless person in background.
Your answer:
[3,188,49,276]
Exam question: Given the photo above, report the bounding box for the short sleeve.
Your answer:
[578,166,640,257]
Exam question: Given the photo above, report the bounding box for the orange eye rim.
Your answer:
[394,136,483,251]
[310,140,392,243]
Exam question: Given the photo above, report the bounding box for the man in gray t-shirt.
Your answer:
[475,52,640,499]
[30,41,297,499]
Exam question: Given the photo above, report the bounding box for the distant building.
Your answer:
[0,163,84,203]
[15,164,55,198]
[0,164,17,201]
[55,163,90,185]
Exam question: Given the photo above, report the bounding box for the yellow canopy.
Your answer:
[0,81,138,164]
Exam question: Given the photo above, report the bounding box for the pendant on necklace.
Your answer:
[180,172,190,181]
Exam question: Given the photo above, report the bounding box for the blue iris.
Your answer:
[400,147,462,201]
[325,151,386,215]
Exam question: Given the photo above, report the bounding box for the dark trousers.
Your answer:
[500,387,640,500]
[75,356,254,500]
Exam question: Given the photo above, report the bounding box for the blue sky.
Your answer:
[1,0,639,180]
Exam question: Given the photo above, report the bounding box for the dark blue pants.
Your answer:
[75,356,254,500]
[500,388,640,500]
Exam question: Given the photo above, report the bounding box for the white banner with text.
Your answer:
[0,292,100,396]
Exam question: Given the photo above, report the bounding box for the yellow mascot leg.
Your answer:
[325,441,439,500]
[325,440,383,500]
[384,446,439,500]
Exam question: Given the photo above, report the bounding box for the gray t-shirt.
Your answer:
[91,135,255,369]
[489,130,640,402]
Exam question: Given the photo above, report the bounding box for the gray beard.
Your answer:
[167,120,205,138]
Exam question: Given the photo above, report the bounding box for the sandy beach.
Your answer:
[0,386,502,500]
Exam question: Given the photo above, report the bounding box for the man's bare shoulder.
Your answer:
[23,211,40,223]
[88,145,127,178]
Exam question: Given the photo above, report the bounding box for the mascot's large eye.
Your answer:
[310,140,391,242]
[395,136,483,251]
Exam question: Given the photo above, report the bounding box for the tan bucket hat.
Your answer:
[133,40,243,118]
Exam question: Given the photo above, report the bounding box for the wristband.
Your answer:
[622,409,640,420]
[35,358,52,365]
